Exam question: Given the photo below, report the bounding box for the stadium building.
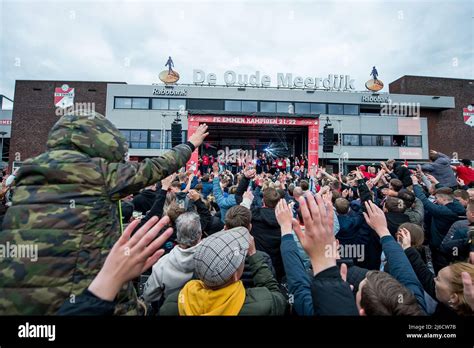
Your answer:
[8,72,473,172]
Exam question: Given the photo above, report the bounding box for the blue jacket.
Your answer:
[413,184,466,248]
[336,211,365,245]
[213,177,237,223]
[201,181,213,199]
[382,235,427,313]
[280,234,313,315]
[440,219,471,260]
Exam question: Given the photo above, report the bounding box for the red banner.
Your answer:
[188,115,318,127]
[307,123,319,166]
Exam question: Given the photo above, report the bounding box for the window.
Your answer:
[152,98,169,110]
[169,99,186,110]
[277,102,292,113]
[130,130,148,148]
[406,135,422,147]
[343,104,359,115]
[225,100,241,111]
[260,102,276,112]
[115,97,132,109]
[377,135,392,146]
[181,130,188,143]
[311,103,326,114]
[242,101,258,112]
[132,98,149,109]
[361,135,375,146]
[360,107,381,116]
[150,130,162,149]
[295,103,310,114]
[120,130,131,142]
[164,130,172,149]
[328,104,343,115]
[343,134,360,146]
[188,99,224,110]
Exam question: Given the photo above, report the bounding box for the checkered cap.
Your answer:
[194,226,250,288]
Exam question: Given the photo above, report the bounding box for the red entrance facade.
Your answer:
[187,113,320,168]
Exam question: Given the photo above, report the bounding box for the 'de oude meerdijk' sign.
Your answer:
[193,69,356,91]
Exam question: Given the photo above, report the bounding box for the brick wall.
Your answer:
[9,80,124,169]
[390,76,474,159]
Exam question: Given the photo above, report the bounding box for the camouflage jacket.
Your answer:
[0,111,192,315]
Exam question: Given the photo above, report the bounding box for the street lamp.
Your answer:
[0,131,7,164]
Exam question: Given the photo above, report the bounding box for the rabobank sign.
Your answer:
[153,88,187,96]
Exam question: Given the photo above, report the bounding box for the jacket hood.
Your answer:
[168,244,201,273]
[178,280,246,316]
[46,110,128,163]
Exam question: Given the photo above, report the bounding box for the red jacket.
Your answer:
[455,165,474,184]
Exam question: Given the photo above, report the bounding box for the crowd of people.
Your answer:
[0,110,473,317]
[199,152,309,176]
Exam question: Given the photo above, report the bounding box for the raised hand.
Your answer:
[88,216,173,301]
[188,124,209,148]
[294,193,336,275]
[425,174,439,185]
[396,228,412,250]
[187,189,201,202]
[243,189,254,203]
[161,173,177,190]
[212,162,220,175]
[461,272,474,311]
[275,199,293,235]
[244,168,256,179]
[363,201,390,238]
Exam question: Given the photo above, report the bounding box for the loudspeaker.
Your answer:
[323,127,334,153]
[171,122,182,147]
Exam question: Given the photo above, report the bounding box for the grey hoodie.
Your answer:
[421,152,457,188]
[143,243,200,303]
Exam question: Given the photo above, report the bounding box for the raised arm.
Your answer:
[104,125,208,200]
[276,199,314,316]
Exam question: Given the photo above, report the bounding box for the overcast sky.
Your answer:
[0,0,472,108]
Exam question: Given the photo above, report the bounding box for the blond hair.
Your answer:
[448,262,474,315]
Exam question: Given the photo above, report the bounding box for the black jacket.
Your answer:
[385,212,410,236]
[414,185,466,248]
[132,189,158,214]
[311,266,359,316]
[58,289,115,316]
[193,199,224,235]
[393,162,413,188]
[235,176,285,280]
[250,207,284,281]
[404,247,458,317]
